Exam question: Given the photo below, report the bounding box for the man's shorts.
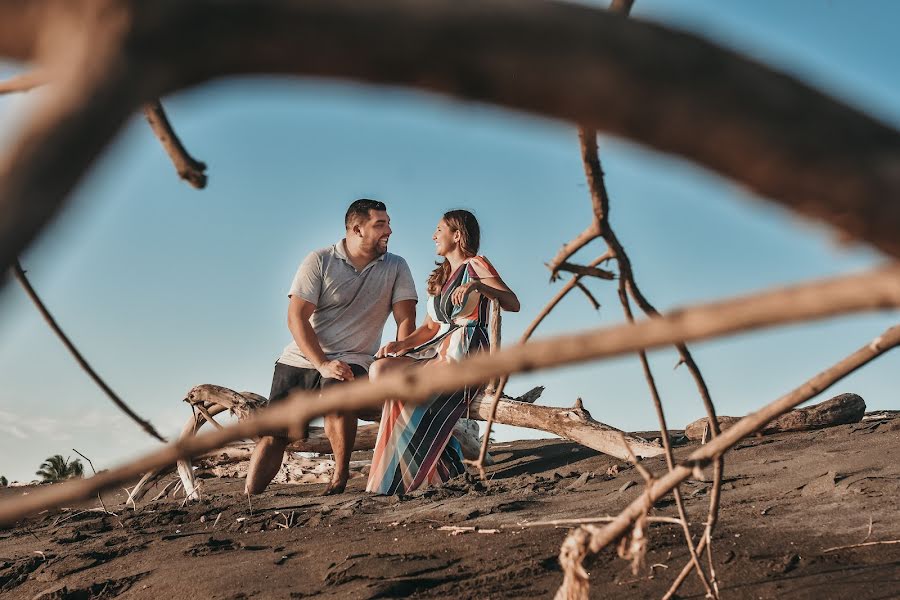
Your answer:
[269,361,369,405]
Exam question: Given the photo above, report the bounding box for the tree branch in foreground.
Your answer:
[554,324,900,600]
[1,266,899,525]
[2,0,900,279]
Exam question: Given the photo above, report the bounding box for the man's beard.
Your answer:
[374,237,389,255]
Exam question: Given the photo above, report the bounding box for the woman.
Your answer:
[366,209,519,495]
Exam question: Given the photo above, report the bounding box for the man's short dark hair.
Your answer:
[345,198,387,230]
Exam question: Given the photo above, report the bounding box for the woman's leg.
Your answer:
[366,357,419,494]
[367,366,471,495]
[368,356,416,380]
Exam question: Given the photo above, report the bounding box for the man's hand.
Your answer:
[451,281,481,306]
[316,359,355,381]
[376,340,409,358]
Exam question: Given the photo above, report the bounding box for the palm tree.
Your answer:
[36,455,84,482]
[0,475,7,486]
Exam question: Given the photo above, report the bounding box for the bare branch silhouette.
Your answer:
[11,260,166,442]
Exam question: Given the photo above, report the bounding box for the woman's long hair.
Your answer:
[427,210,480,296]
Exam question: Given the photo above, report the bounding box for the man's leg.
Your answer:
[246,435,290,495]
[246,362,317,496]
[322,412,357,495]
[321,363,369,495]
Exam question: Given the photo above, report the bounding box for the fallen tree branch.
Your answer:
[11,260,166,442]
[185,384,662,458]
[684,392,866,440]
[142,381,653,499]
[554,324,900,600]
[469,396,662,459]
[2,270,900,524]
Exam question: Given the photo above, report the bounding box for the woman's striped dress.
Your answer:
[366,256,499,495]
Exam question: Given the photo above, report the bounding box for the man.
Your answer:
[246,199,418,495]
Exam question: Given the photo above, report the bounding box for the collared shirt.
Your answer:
[278,240,418,370]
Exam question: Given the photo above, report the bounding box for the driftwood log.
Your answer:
[180,384,663,459]
[684,393,865,441]
[128,383,662,503]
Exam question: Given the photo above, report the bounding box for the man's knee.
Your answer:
[256,435,290,454]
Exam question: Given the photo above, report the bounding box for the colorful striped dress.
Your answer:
[366,255,500,495]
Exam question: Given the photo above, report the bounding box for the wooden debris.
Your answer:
[684,393,865,441]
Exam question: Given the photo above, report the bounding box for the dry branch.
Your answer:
[554,324,900,600]
[574,116,723,593]
[11,260,166,442]
[684,392,865,440]
[1,269,899,524]
[547,225,602,279]
[617,274,714,597]
[2,0,900,279]
[470,395,662,459]
[521,253,613,342]
[142,100,207,188]
[556,262,615,280]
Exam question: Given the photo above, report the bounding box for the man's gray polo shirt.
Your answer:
[278,240,418,371]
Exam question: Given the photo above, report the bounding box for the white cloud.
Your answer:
[0,422,28,439]
[0,408,130,440]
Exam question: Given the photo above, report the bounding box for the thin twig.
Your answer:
[546,224,602,280]
[822,539,900,553]
[556,262,615,280]
[521,252,614,342]
[72,448,109,514]
[863,516,874,543]
[12,261,166,442]
[574,281,601,311]
[617,280,715,598]
[505,516,685,528]
[151,478,179,502]
[142,100,207,188]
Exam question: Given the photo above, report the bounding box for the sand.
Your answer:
[2,413,899,599]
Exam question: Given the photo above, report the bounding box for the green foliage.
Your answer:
[0,475,7,486]
[35,455,84,482]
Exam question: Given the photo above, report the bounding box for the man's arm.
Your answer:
[287,296,355,381]
[392,299,417,341]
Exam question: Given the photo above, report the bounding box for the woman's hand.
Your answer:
[451,281,481,306]
[376,340,410,358]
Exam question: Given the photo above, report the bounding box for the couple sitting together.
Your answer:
[246,199,519,497]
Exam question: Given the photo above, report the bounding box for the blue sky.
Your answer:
[1,1,898,482]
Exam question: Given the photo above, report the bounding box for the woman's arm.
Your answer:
[375,315,441,357]
[451,277,520,312]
